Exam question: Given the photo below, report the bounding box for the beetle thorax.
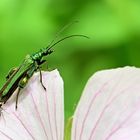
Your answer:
[31,52,42,61]
[25,55,34,64]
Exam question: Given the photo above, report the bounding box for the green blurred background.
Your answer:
[0,0,140,119]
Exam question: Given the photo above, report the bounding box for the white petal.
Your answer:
[0,69,64,140]
[72,66,140,140]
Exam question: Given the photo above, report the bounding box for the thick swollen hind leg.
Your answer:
[16,76,29,110]
[6,67,19,80]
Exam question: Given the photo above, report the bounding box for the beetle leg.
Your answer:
[16,75,29,110]
[38,60,46,65]
[38,67,46,91]
[6,67,19,80]
[0,103,3,117]
[15,88,21,110]
[35,61,46,91]
[15,66,37,110]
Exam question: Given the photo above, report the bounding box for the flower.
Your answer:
[0,67,140,140]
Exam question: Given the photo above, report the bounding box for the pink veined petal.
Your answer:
[72,66,140,140]
[0,69,64,140]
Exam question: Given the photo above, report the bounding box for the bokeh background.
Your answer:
[0,0,140,119]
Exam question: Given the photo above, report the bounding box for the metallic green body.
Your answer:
[0,48,53,105]
[0,55,33,96]
[0,34,88,108]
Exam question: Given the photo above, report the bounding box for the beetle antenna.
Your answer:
[47,21,79,48]
[47,34,89,51]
